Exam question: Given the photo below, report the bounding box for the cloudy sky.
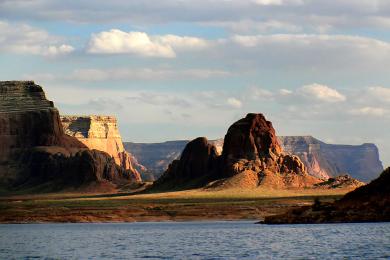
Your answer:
[1,0,389,166]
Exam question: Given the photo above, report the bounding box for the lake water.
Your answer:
[0,221,389,259]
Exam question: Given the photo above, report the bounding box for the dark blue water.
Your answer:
[0,221,389,259]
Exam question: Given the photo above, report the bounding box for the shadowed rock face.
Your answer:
[154,137,219,189]
[264,168,390,224]
[222,113,282,162]
[126,136,383,182]
[61,115,141,182]
[0,81,140,191]
[154,113,319,190]
[220,114,310,184]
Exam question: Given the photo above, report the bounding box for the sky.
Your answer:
[0,0,389,167]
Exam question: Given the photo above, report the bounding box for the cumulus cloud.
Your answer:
[87,29,209,57]
[298,84,346,102]
[0,20,74,56]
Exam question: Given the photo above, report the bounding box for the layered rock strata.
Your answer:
[126,137,383,182]
[61,115,141,182]
[263,168,390,224]
[0,81,139,191]
[154,113,320,190]
[278,136,383,182]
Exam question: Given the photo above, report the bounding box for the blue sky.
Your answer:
[0,0,389,167]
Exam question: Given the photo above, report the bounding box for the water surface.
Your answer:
[1,221,389,259]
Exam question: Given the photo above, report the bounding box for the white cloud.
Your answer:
[279,89,293,96]
[87,30,175,57]
[0,20,74,56]
[87,29,210,57]
[367,86,390,103]
[349,107,389,117]
[226,97,243,108]
[298,83,346,102]
[26,68,230,82]
[249,87,274,100]
[155,34,209,50]
[253,0,303,6]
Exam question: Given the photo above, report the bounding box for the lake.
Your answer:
[0,221,389,259]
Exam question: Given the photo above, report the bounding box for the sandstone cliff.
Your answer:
[0,81,140,192]
[263,167,390,224]
[278,136,383,182]
[154,113,320,190]
[61,115,141,182]
[125,136,383,182]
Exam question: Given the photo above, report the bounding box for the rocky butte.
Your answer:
[125,136,383,182]
[0,81,140,192]
[154,113,321,190]
[60,115,141,182]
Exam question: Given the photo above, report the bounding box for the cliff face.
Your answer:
[0,81,140,191]
[126,136,383,182]
[154,113,319,190]
[278,136,383,182]
[61,116,141,182]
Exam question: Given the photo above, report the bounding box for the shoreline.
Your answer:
[0,188,352,224]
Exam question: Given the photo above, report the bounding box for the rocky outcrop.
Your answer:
[154,137,219,189]
[314,175,364,189]
[154,113,320,190]
[278,136,383,182]
[61,115,141,182]
[263,168,390,224]
[0,81,140,191]
[219,113,318,188]
[126,136,383,182]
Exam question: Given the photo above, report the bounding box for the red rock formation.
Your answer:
[0,81,140,191]
[264,168,390,224]
[154,113,319,190]
[60,115,141,182]
[154,137,218,189]
[220,113,317,188]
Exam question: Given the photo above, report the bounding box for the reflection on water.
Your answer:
[0,221,389,259]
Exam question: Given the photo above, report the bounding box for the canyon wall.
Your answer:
[278,136,383,182]
[125,136,383,182]
[60,115,141,182]
[0,81,140,191]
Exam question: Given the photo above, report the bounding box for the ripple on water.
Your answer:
[0,222,389,259]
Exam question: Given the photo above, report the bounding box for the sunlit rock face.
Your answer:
[154,113,320,190]
[0,81,140,191]
[278,136,384,182]
[60,115,141,182]
[219,113,318,188]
